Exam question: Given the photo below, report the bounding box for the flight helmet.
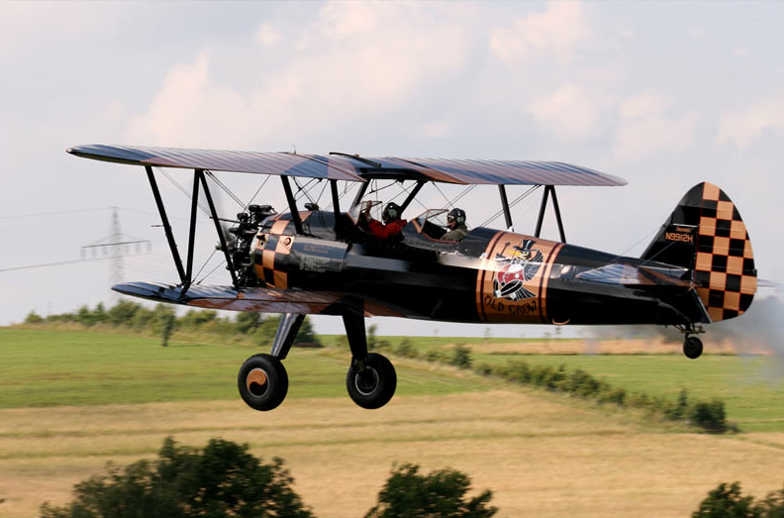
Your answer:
[382,202,402,223]
[447,208,466,226]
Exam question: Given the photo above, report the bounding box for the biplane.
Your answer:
[68,144,757,411]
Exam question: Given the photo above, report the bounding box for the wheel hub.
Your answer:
[247,367,269,396]
[355,368,379,396]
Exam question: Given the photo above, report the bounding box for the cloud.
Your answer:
[610,89,698,162]
[123,2,472,148]
[715,93,784,151]
[125,54,256,147]
[613,111,698,162]
[488,1,590,63]
[255,23,280,46]
[527,84,605,139]
[618,89,671,120]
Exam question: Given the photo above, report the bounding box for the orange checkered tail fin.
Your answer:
[641,182,757,322]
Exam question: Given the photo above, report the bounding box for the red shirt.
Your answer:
[368,219,407,239]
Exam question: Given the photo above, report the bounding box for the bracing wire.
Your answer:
[314,178,330,208]
[432,183,452,208]
[450,185,476,207]
[292,177,318,206]
[479,185,540,228]
[159,167,211,217]
[193,249,218,284]
[205,171,245,209]
[196,259,227,285]
[245,175,271,209]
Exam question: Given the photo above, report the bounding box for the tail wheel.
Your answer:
[238,354,288,411]
[683,336,703,359]
[346,353,397,409]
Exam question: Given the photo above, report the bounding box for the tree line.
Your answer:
[23,301,320,348]
[41,437,498,518]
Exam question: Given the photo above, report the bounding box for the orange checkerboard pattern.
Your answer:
[254,219,295,289]
[693,183,756,322]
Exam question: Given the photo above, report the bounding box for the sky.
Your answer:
[1,1,782,339]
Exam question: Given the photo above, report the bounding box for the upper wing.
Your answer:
[363,157,627,186]
[67,144,366,182]
[68,144,626,186]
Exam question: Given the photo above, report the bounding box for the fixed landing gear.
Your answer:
[683,335,703,359]
[238,313,303,412]
[238,354,288,411]
[347,353,397,409]
[342,312,397,409]
[237,311,397,411]
[677,324,705,360]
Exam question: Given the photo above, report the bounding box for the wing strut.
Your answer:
[534,185,567,243]
[185,171,201,288]
[498,185,513,230]
[400,180,426,213]
[146,166,186,284]
[144,166,240,295]
[280,176,303,234]
[330,179,341,214]
[198,169,239,289]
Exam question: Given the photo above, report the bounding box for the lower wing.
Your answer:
[113,282,403,317]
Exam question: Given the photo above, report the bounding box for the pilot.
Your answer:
[364,202,407,239]
[441,208,468,241]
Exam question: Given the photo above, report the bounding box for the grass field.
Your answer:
[1,328,783,518]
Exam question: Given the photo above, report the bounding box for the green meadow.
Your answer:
[0,329,492,409]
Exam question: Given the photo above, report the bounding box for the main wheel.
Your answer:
[346,353,397,409]
[683,336,703,359]
[238,354,288,411]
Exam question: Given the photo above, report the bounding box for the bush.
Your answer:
[394,339,418,359]
[364,463,497,518]
[425,350,447,364]
[24,310,44,324]
[107,300,141,326]
[693,481,784,518]
[235,312,262,334]
[475,359,729,433]
[688,399,728,434]
[449,344,473,370]
[40,437,314,518]
[153,304,177,347]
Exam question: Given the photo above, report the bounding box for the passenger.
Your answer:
[441,208,468,241]
[364,202,407,239]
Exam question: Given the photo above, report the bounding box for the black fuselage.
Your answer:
[251,211,697,327]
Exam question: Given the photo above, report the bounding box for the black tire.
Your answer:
[684,336,703,359]
[346,353,397,410]
[237,354,288,411]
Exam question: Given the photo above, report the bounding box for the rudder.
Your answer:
[642,182,757,322]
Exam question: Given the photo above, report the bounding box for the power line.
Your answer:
[0,257,110,273]
[0,206,157,219]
